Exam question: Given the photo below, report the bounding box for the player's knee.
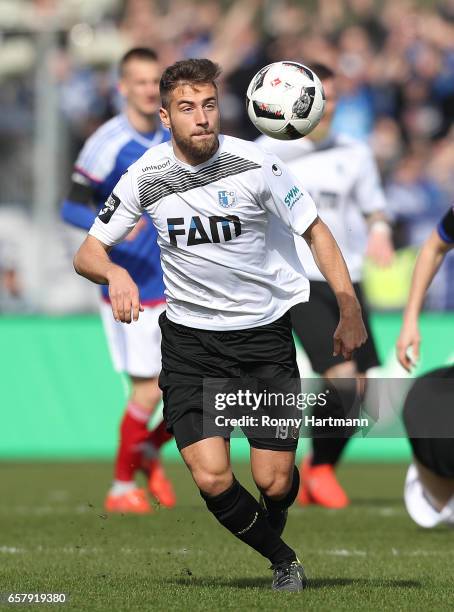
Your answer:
[194,468,233,497]
[323,361,357,379]
[130,378,161,412]
[256,471,292,500]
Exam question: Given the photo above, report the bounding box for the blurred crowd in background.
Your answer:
[1,0,454,313]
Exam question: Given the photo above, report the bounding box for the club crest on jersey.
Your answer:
[98,192,120,224]
[218,190,237,209]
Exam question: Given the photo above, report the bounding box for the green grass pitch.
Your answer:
[1,462,453,611]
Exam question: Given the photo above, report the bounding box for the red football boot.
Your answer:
[297,455,313,506]
[306,461,349,509]
[104,487,152,514]
[144,458,176,508]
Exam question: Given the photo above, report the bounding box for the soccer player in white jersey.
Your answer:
[256,64,394,509]
[73,59,367,591]
[396,206,454,527]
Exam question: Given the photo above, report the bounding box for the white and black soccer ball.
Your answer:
[246,61,326,140]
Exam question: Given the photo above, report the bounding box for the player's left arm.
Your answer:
[303,217,367,360]
[365,211,394,267]
[356,147,394,267]
[260,152,367,360]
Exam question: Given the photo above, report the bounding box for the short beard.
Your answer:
[172,129,219,165]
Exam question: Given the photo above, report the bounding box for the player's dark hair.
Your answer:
[160,58,222,109]
[119,47,159,76]
[309,63,335,81]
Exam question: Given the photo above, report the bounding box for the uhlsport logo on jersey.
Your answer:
[284,185,302,210]
[98,192,120,224]
[218,190,237,209]
[167,215,242,246]
[141,157,172,173]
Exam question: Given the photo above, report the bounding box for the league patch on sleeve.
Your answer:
[98,192,121,224]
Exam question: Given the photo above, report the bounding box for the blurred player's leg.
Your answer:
[292,283,379,508]
[106,377,160,513]
[141,419,176,508]
[298,362,356,509]
[102,302,175,513]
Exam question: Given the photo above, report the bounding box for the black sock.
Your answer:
[260,465,300,512]
[312,379,359,466]
[312,437,350,466]
[201,478,296,565]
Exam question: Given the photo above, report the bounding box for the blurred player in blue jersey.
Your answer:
[61,48,175,513]
[397,206,454,527]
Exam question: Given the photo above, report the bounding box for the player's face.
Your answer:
[119,59,161,117]
[160,82,220,165]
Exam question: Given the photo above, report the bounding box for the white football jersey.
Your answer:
[256,134,386,282]
[89,135,318,331]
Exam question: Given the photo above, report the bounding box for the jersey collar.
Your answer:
[121,114,168,148]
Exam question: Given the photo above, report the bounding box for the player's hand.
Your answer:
[396,321,420,372]
[333,306,368,361]
[107,266,143,323]
[366,230,394,267]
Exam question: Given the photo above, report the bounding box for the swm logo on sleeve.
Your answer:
[98,192,121,224]
[284,185,302,210]
[218,190,237,209]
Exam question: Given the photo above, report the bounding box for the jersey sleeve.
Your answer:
[61,129,115,230]
[61,170,98,231]
[89,170,142,246]
[255,135,303,163]
[259,152,318,235]
[74,127,118,185]
[437,206,454,243]
[354,147,387,214]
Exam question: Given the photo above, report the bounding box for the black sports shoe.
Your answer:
[271,559,307,592]
[259,493,288,536]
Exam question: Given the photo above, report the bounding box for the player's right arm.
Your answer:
[397,206,454,371]
[74,236,142,323]
[74,169,144,323]
[61,123,119,230]
[61,125,107,230]
[61,171,98,230]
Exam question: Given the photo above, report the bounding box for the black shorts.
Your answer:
[291,281,380,374]
[403,366,454,478]
[158,311,300,452]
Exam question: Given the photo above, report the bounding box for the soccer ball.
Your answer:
[246,61,325,140]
